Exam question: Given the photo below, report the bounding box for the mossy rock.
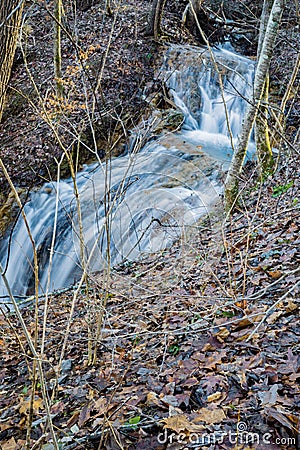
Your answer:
[0,189,26,237]
[152,109,184,134]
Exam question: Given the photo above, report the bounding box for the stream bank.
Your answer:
[0,43,256,300]
[1,164,299,448]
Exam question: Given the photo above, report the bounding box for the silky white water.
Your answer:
[0,45,255,300]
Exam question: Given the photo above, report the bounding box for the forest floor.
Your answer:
[0,0,300,449]
[0,161,299,449]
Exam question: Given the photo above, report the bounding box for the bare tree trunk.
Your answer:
[0,0,24,122]
[255,0,273,176]
[146,0,167,39]
[224,0,284,212]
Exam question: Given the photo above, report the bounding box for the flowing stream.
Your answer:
[0,45,255,301]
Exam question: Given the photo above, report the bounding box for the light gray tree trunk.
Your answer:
[0,0,24,122]
[224,0,284,211]
[255,0,273,175]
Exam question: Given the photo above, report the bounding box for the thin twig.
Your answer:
[247,279,300,341]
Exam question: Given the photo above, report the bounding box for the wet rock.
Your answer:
[152,108,184,134]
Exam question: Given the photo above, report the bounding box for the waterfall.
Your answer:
[164,45,255,160]
[0,45,255,301]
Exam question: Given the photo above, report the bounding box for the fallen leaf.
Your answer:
[215,327,230,342]
[201,343,215,352]
[259,384,278,406]
[232,317,253,330]
[175,393,190,407]
[203,350,227,370]
[235,299,247,309]
[147,391,163,407]
[264,365,279,383]
[180,377,199,387]
[78,404,91,427]
[1,437,16,450]
[0,423,11,432]
[193,407,226,424]
[178,359,198,370]
[162,414,205,433]
[160,394,179,407]
[266,311,282,324]
[231,328,252,342]
[207,391,222,402]
[285,299,298,313]
[162,414,191,433]
[278,349,299,375]
[264,407,296,432]
[19,397,43,415]
[93,397,108,415]
[268,270,282,278]
[50,400,65,415]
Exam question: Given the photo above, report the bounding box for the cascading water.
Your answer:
[164,45,255,160]
[0,45,255,301]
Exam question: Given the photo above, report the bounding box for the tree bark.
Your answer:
[0,0,24,123]
[184,0,206,43]
[146,0,167,39]
[224,0,284,212]
[255,0,273,176]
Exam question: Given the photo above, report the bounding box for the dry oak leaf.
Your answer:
[267,270,282,279]
[215,327,230,342]
[93,397,108,415]
[1,437,17,450]
[266,311,282,324]
[162,414,205,433]
[19,397,43,415]
[147,391,163,407]
[203,349,227,370]
[264,407,297,432]
[285,299,298,313]
[193,407,226,424]
[0,422,11,432]
[259,384,278,406]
